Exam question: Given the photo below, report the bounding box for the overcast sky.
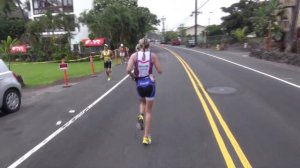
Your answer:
[22,0,240,30]
[138,0,240,30]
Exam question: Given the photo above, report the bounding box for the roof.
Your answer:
[184,24,206,30]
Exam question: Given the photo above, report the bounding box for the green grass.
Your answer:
[10,60,117,87]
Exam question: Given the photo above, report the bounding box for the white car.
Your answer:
[0,59,21,113]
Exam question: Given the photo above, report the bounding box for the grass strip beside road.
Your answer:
[10,60,108,87]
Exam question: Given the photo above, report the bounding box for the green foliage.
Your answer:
[94,0,138,12]
[232,27,248,43]
[0,18,25,41]
[251,0,283,38]
[221,0,261,34]
[0,36,19,56]
[205,25,223,36]
[0,35,19,69]
[177,24,186,38]
[0,0,15,16]
[165,31,178,42]
[25,12,79,61]
[89,33,96,40]
[79,0,159,48]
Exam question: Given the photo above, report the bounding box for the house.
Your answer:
[184,24,206,36]
[28,0,94,51]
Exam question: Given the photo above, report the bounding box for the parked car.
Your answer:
[186,39,196,48]
[171,39,181,46]
[0,59,22,113]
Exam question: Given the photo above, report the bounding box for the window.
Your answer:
[33,0,73,15]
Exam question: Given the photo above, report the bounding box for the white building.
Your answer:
[28,0,94,50]
[184,25,206,36]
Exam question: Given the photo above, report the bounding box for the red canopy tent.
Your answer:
[81,38,105,47]
[10,45,27,53]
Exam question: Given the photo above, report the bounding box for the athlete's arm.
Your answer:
[126,47,129,56]
[109,50,113,59]
[152,53,162,74]
[126,53,136,76]
[100,51,103,59]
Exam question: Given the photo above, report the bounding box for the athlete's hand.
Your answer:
[150,74,155,82]
[130,70,136,81]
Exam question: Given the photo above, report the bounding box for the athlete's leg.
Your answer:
[105,68,109,77]
[144,99,153,138]
[137,98,146,130]
[140,98,146,114]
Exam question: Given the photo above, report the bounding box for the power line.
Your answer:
[170,0,211,30]
[197,0,210,10]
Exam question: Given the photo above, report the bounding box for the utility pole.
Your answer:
[161,16,166,43]
[285,0,300,52]
[208,12,213,26]
[194,0,198,46]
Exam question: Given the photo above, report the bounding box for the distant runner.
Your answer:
[126,38,162,145]
[101,44,113,81]
[119,44,129,64]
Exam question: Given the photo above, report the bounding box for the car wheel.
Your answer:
[2,89,21,113]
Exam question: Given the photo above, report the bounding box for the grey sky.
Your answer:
[138,0,240,30]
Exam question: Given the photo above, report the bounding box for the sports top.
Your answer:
[134,51,153,78]
[102,50,111,62]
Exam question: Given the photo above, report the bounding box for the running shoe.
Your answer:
[107,77,111,81]
[142,136,151,145]
[137,114,144,130]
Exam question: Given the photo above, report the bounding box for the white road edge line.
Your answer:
[170,46,300,89]
[7,75,129,168]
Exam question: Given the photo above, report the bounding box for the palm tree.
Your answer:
[0,36,19,69]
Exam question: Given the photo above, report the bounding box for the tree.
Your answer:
[79,0,159,48]
[0,36,18,69]
[177,24,186,38]
[251,0,283,37]
[55,13,80,42]
[94,0,138,12]
[165,31,178,43]
[205,25,223,36]
[232,26,248,43]
[25,13,80,61]
[221,0,260,34]
[0,18,25,41]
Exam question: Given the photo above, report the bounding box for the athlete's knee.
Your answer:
[140,98,146,103]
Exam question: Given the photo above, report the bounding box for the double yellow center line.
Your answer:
[165,48,252,168]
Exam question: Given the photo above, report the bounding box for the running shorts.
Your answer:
[120,52,125,57]
[104,61,112,69]
[136,77,156,100]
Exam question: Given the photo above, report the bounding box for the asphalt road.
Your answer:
[1,45,300,168]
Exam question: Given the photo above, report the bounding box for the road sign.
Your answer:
[60,63,68,70]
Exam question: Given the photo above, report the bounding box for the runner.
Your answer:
[101,44,113,81]
[119,43,128,64]
[126,38,162,145]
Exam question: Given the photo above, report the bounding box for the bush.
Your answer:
[250,50,300,66]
